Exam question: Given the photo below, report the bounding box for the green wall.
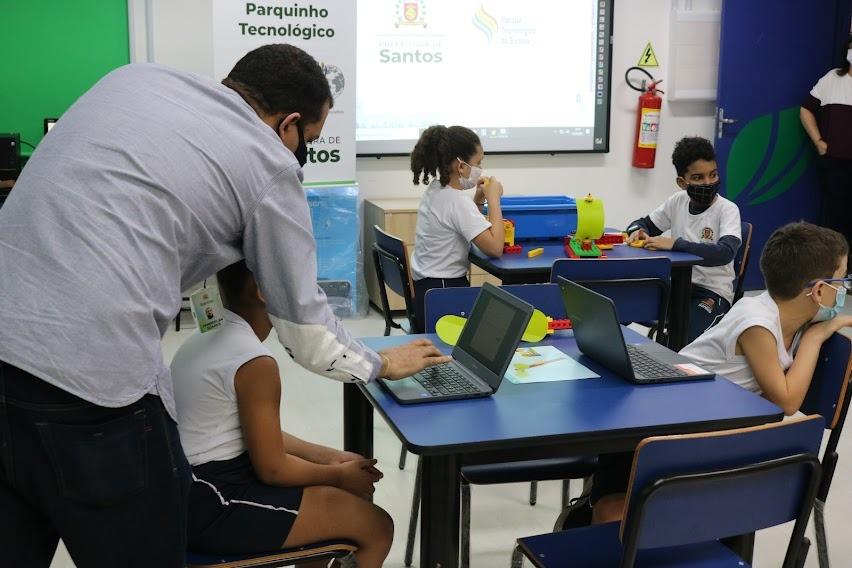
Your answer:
[1,1,130,154]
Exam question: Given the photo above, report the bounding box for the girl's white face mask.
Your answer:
[457,158,483,190]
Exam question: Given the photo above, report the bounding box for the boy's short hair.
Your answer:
[760,222,848,300]
[671,137,716,177]
[217,260,253,309]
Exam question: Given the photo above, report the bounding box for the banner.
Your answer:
[213,1,355,185]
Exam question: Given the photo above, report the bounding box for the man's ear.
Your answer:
[675,176,688,190]
[278,112,301,136]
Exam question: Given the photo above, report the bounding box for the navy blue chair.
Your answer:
[513,415,824,568]
[405,283,598,568]
[372,225,417,337]
[732,221,754,304]
[549,257,671,330]
[801,332,852,568]
[373,226,419,471]
[187,540,357,568]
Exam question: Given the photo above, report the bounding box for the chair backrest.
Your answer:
[801,332,852,432]
[423,283,565,333]
[373,225,412,300]
[549,257,671,324]
[733,221,754,303]
[620,415,824,568]
[732,221,754,303]
[801,332,852,503]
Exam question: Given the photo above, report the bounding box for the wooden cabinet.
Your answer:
[363,199,501,312]
[364,199,420,311]
[469,264,502,287]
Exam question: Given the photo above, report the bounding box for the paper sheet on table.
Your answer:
[505,346,600,384]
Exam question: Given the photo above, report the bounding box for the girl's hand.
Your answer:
[815,140,828,156]
[483,179,504,202]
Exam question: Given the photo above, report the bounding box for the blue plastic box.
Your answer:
[489,195,577,241]
[306,184,367,318]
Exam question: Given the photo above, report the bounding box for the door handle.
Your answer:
[716,107,738,139]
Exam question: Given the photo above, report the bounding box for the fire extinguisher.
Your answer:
[626,67,664,169]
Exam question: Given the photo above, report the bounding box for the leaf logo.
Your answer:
[726,107,814,206]
[472,5,498,43]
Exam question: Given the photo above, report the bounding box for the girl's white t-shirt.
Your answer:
[680,291,798,394]
[410,179,492,280]
[171,310,273,466]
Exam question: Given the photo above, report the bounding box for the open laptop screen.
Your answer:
[454,284,533,383]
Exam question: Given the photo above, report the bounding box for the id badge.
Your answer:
[189,288,225,333]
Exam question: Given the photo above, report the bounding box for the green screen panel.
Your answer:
[1,1,130,152]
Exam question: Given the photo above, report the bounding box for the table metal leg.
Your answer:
[343,382,373,458]
[668,266,693,351]
[420,454,461,568]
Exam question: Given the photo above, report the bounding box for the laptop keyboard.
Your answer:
[412,363,483,396]
[626,345,689,380]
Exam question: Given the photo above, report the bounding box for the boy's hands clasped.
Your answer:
[334,458,383,500]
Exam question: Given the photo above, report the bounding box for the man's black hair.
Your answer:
[223,44,333,123]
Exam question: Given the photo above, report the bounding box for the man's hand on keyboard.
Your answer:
[379,339,452,380]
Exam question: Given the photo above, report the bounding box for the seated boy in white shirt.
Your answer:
[626,137,742,343]
[592,222,852,524]
[171,260,393,568]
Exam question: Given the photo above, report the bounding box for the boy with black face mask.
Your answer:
[626,136,742,343]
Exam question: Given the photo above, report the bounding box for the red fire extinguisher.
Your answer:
[627,67,664,169]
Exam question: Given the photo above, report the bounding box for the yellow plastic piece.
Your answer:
[575,194,605,241]
[629,240,646,248]
[503,219,515,247]
[435,315,466,346]
[527,247,544,258]
[435,309,551,346]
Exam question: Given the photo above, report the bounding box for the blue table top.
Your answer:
[469,239,702,277]
[361,329,782,455]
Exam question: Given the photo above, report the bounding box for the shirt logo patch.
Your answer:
[701,227,714,240]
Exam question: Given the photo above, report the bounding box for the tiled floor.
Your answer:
[48,305,852,567]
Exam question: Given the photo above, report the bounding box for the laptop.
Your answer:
[557,277,715,383]
[381,282,534,404]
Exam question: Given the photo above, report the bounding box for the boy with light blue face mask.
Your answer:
[680,222,852,415]
[592,222,852,526]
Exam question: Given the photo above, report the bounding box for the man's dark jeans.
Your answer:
[0,361,191,567]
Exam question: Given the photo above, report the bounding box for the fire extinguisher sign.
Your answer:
[638,108,660,148]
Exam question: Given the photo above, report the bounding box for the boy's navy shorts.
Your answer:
[188,452,304,554]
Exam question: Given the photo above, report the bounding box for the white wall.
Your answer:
[134,0,720,229]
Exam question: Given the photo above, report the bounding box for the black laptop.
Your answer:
[557,277,715,383]
[381,282,534,404]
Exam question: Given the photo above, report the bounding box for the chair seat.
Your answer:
[517,522,750,568]
[461,456,598,485]
[187,540,357,568]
